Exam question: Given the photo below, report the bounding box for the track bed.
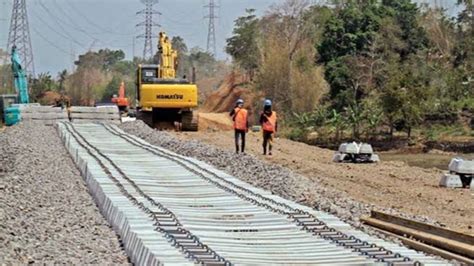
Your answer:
[58,122,446,265]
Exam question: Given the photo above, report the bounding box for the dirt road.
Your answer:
[178,114,474,234]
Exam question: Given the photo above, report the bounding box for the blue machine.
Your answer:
[4,106,20,126]
[2,46,29,126]
[11,46,29,104]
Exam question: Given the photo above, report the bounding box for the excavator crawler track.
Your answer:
[181,110,198,131]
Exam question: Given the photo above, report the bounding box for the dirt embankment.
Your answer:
[174,128,474,235]
[201,72,261,123]
[0,122,128,264]
[198,112,234,131]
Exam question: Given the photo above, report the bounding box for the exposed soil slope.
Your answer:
[201,72,261,124]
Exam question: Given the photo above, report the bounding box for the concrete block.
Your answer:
[69,106,120,124]
[20,106,66,113]
[338,142,375,154]
[332,152,348,162]
[70,113,120,120]
[360,143,374,154]
[439,173,463,188]
[370,154,380,163]
[338,143,359,154]
[70,106,119,114]
[448,158,474,174]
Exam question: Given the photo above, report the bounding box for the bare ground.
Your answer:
[179,114,474,235]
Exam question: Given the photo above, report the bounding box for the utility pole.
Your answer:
[7,0,35,77]
[205,0,218,57]
[136,0,160,60]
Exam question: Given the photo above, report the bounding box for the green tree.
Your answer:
[381,0,428,58]
[317,2,381,112]
[102,75,122,101]
[0,64,13,94]
[226,9,260,79]
[57,69,68,93]
[75,49,125,72]
[171,36,189,77]
[454,0,474,87]
[317,2,380,63]
[30,72,57,101]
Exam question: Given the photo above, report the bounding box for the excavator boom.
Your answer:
[11,46,29,104]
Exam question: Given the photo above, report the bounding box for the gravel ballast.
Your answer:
[0,122,128,264]
[120,121,443,236]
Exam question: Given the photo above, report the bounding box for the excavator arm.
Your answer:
[158,32,178,79]
[11,46,29,104]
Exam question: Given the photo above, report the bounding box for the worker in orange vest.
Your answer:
[260,99,277,155]
[229,98,249,153]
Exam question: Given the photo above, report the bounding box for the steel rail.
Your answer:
[73,124,367,264]
[61,122,230,265]
[62,123,374,265]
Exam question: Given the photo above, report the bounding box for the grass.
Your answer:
[420,124,473,142]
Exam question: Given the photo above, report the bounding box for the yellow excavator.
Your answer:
[136,32,198,131]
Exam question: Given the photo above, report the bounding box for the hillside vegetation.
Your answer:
[225,0,473,143]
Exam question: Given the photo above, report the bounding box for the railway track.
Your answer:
[58,122,447,265]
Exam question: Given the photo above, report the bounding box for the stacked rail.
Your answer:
[362,211,474,264]
[57,122,446,265]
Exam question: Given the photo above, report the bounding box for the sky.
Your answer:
[0,0,462,76]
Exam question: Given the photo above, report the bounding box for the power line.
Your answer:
[37,0,96,41]
[136,0,161,59]
[37,0,132,49]
[31,26,70,55]
[29,9,85,47]
[59,0,135,36]
[204,0,219,56]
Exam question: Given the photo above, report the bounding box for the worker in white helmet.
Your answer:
[259,99,277,155]
[229,98,249,153]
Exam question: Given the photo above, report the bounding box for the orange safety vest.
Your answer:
[262,111,277,132]
[233,107,248,130]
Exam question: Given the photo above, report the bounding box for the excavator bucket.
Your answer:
[69,106,121,124]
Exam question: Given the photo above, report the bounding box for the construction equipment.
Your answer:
[0,94,18,125]
[111,81,129,114]
[2,46,69,126]
[136,32,198,131]
[332,142,380,163]
[2,46,27,125]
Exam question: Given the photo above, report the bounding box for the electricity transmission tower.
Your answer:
[136,0,161,60]
[205,0,218,56]
[6,0,35,76]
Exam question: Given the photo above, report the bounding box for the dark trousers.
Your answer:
[262,130,274,155]
[234,129,246,153]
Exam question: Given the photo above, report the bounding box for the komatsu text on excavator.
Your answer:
[136,32,198,131]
